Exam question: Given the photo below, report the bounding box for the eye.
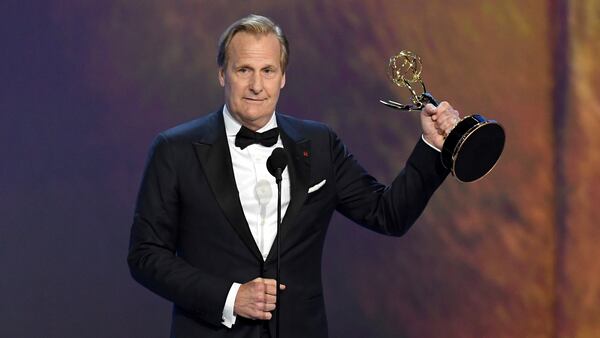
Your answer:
[263,67,277,78]
[236,67,252,78]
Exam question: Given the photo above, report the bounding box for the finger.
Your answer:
[262,278,277,285]
[264,294,277,305]
[437,101,453,113]
[262,279,277,293]
[444,116,459,132]
[252,309,272,320]
[422,103,437,117]
[258,301,276,312]
[439,117,460,137]
[436,108,455,122]
[264,281,286,295]
[265,283,278,296]
[436,113,456,130]
[437,109,459,126]
[435,121,453,137]
[263,280,286,288]
[434,121,451,136]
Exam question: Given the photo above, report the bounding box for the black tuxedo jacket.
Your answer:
[128,109,448,338]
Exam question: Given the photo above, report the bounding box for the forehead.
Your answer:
[227,32,281,67]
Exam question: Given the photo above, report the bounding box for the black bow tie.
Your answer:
[235,126,280,149]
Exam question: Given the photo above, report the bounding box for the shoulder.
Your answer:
[146,110,222,158]
[160,110,222,142]
[277,113,335,139]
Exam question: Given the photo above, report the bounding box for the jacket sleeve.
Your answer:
[127,134,231,327]
[331,129,449,236]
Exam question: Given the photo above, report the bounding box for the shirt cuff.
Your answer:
[222,282,241,328]
[421,134,441,152]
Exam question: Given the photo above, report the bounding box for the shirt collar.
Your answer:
[223,105,278,137]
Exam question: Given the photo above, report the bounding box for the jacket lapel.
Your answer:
[265,114,311,262]
[192,111,263,262]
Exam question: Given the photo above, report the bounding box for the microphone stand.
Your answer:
[267,147,287,338]
[275,167,282,338]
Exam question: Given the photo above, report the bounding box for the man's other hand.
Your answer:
[421,101,461,150]
[234,277,286,320]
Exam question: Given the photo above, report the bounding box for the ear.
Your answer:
[218,68,225,87]
[280,72,286,89]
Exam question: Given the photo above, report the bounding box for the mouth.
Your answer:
[243,97,267,102]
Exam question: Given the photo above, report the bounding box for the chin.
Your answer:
[237,110,269,122]
[244,107,272,118]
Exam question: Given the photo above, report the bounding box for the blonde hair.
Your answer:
[217,14,289,72]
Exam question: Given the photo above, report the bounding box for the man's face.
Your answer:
[219,32,286,131]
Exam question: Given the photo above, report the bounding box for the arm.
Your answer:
[333,102,459,235]
[127,134,232,327]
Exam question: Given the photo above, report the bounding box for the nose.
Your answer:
[249,72,263,94]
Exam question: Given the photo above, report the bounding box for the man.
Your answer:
[128,14,459,338]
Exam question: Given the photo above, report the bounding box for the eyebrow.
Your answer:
[233,62,279,70]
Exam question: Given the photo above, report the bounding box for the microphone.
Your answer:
[266,147,288,338]
[267,147,288,181]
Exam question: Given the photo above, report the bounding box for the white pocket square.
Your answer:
[308,179,326,194]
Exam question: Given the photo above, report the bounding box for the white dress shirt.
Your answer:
[221,105,291,328]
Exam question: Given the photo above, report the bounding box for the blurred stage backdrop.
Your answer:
[2,1,600,337]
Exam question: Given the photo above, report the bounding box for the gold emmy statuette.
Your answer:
[380,50,505,182]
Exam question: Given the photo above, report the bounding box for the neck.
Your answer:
[224,105,276,132]
[241,119,269,131]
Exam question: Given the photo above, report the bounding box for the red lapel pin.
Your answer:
[303,150,309,158]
